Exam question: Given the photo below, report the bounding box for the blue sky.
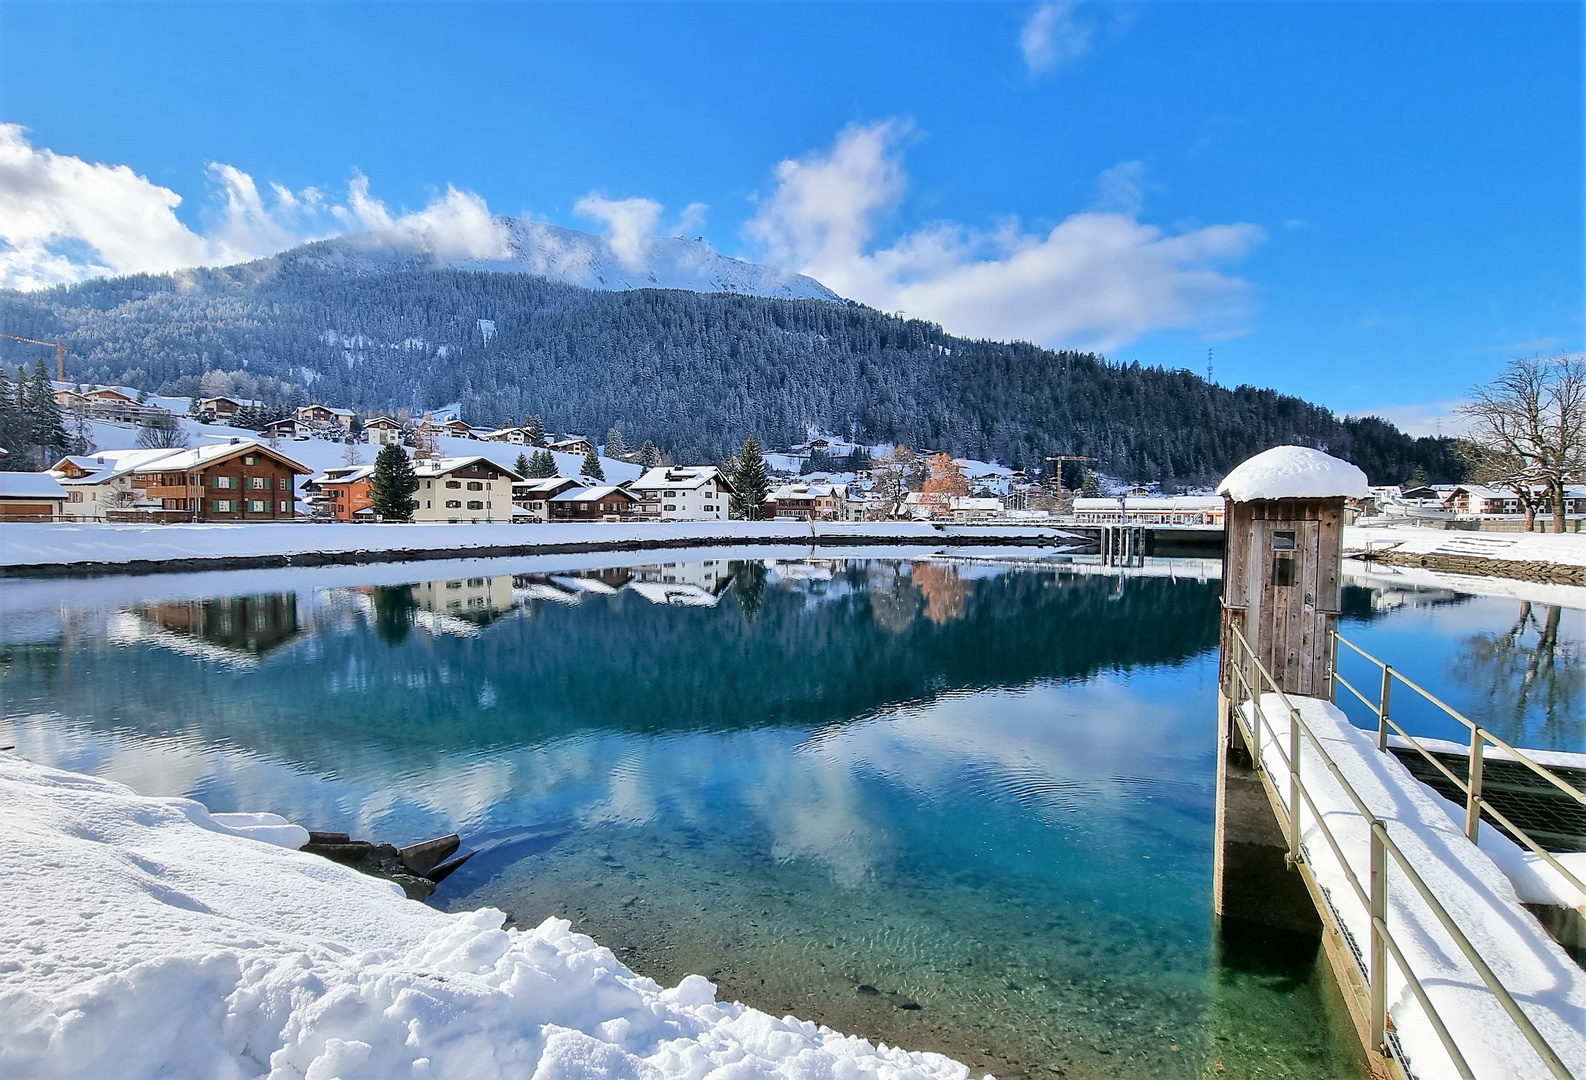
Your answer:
[1,1,1580,431]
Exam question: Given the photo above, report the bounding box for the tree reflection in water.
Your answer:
[1455,601,1584,747]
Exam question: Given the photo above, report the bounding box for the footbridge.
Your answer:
[1211,447,1586,1080]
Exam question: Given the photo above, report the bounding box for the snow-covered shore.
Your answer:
[0,521,1088,576]
[1344,525,1586,568]
[0,754,979,1080]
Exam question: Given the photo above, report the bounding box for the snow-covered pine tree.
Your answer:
[26,361,68,468]
[581,449,605,483]
[515,452,531,477]
[604,426,627,459]
[369,442,419,521]
[730,435,769,519]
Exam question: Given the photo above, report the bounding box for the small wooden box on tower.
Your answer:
[1217,446,1369,699]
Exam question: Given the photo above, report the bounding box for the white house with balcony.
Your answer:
[627,466,734,521]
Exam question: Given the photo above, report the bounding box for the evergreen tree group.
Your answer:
[0,361,71,470]
[369,442,419,521]
[525,449,557,477]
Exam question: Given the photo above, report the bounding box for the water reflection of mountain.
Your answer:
[9,561,1222,775]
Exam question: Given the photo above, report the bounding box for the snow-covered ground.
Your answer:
[0,754,976,1080]
[1344,524,1586,569]
[1242,694,1586,1080]
[0,520,1082,571]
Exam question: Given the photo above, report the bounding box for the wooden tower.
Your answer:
[1218,446,1364,700]
[1213,446,1368,934]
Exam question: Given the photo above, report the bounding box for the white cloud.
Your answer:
[0,125,507,290]
[746,123,1264,351]
[1020,2,1094,77]
[572,194,664,271]
[1092,160,1147,216]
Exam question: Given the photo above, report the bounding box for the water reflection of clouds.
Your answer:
[5,663,1217,891]
[802,678,1214,824]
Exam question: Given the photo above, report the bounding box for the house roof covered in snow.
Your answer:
[1216,446,1368,502]
[412,455,520,480]
[141,439,311,475]
[0,472,69,499]
[629,466,735,493]
[550,485,632,503]
[51,448,190,484]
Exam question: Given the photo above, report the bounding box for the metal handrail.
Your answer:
[1227,623,1575,1080]
[1330,628,1586,899]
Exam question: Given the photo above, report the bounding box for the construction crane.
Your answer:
[1,334,66,382]
[1045,454,1098,496]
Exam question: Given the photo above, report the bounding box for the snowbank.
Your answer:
[1217,446,1368,502]
[0,754,978,1080]
[0,520,1084,573]
[1344,525,1586,569]
[1241,695,1586,1079]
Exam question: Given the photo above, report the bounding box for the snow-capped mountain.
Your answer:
[289,218,842,302]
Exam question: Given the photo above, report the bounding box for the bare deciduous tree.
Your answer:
[136,412,190,450]
[1457,355,1586,532]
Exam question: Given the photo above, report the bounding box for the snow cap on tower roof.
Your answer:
[1216,445,1368,502]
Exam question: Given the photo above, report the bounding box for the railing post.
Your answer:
[1289,707,1303,865]
[1370,819,1387,1052]
[1466,727,1486,842]
[1377,665,1393,751]
[1328,629,1339,703]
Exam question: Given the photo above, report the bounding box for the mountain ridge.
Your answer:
[0,258,1461,486]
[285,218,843,302]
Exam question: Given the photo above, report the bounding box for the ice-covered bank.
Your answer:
[0,755,980,1080]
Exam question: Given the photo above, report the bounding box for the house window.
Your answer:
[213,499,234,512]
[467,500,484,510]
[249,500,267,512]
[279,501,290,512]
[664,504,676,511]
[244,455,257,465]
[467,577,485,586]
[278,478,289,490]
[664,490,677,497]
[214,475,235,489]
[466,481,483,491]
[70,491,83,502]
[249,476,268,489]
[446,481,462,489]
[445,499,462,509]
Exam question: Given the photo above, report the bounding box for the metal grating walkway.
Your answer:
[1390,748,1586,853]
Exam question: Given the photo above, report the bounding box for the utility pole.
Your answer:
[1,334,66,382]
[1045,454,1098,497]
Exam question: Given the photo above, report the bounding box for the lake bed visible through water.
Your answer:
[3,550,1581,1079]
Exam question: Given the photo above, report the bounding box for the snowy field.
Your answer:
[1242,695,1586,1080]
[0,753,980,1080]
[0,520,1083,571]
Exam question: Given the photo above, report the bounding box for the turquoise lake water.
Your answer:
[2,552,1580,1080]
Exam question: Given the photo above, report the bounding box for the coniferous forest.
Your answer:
[0,246,1463,485]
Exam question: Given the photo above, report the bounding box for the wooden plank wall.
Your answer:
[1221,497,1344,700]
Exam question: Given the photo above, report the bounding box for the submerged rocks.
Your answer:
[301,831,471,901]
